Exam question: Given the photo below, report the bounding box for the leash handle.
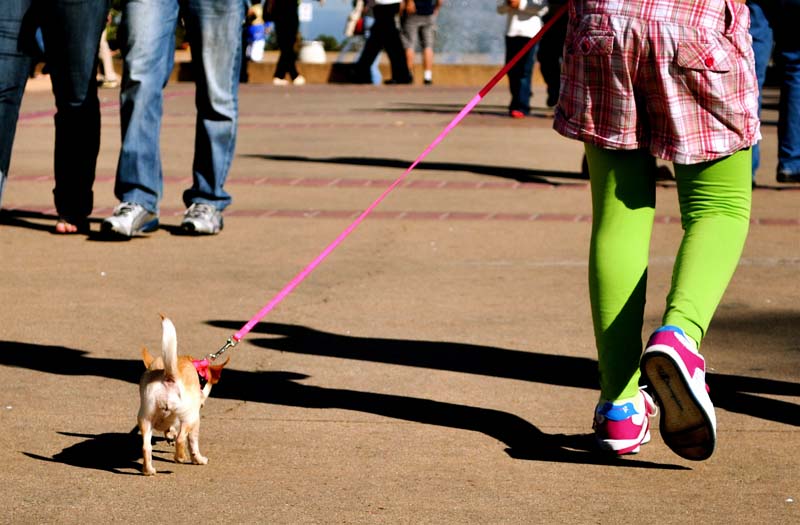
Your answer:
[223,3,570,349]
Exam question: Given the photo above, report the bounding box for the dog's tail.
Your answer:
[160,314,179,381]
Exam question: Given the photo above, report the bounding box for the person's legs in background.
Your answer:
[505,36,536,117]
[419,15,435,85]
[113,0,179,217]
[774,0,800,181]
[747,0,773,183]
[354,7,386,83]
[178,0,244,233]
[98,26,119,88]
[272,4,299,83]
[362,14,381,84]
[0,0,36,208]
[41,0,109,231]
[537,1,566,107]
[379,3,411,83]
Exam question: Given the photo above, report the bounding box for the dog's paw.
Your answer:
[142,466,157,476]
[192,454,208,465]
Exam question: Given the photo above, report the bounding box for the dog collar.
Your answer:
[192,359,211,389]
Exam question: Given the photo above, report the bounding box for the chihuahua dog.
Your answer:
[137,315,228,475]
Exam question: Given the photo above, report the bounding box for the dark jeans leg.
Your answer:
[537,6,567,106]
[274,14,298,79]
[748,0,773,177]
[506,36,536,115]
[379,4,410,82]
[41,0,109,220]
[0,0,36,205]
[775,1,800,175]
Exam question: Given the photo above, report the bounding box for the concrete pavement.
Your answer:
[0,78,798,523]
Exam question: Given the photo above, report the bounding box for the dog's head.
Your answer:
[194,356,230,386]
[192,356,230,403]
[141,347,230,394]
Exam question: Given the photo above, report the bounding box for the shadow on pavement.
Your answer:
[207,321,800,429]
[2,338,688,471]
[377,101,556,120]
[23,431,174,476]
[2,314,798,473]
[240,153,588,184]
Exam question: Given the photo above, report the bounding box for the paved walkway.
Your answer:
[1,80,798,523]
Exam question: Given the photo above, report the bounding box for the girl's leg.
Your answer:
[665,150,752,345]
[585,144,656,401]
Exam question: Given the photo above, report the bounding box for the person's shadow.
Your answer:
[18,321,790,473]
[3,318,799,473]
[218,321,799,428]
[0,328,686,472]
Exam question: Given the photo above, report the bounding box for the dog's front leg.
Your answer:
[139,419,156,476]
[187,421,208,465]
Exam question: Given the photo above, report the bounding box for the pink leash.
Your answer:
[207,3,569,361]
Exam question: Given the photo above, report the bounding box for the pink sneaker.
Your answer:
[641,325,717,461]
[593,388,657,455]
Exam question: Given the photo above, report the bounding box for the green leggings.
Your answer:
[586,145,752,401]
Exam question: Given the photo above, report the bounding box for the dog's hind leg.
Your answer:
[174,423,190,463]
[187,421,208,465]
[139,419,156,476]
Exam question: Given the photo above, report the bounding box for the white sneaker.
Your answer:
[292,75,306,85]
[101,202,158,237]
[181,203,223,235]
[272,77,289,86]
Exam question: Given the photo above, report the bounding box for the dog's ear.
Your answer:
[208,356,230,384]
[141,347,155,368]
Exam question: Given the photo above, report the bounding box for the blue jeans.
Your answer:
[116,0,246,214]
[505,36,537,115]
[749,0,800,177]
[0,0,108,219]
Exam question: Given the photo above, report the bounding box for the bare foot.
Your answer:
[54,218,87,234]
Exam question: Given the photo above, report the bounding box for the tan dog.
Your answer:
[137,315,228,476]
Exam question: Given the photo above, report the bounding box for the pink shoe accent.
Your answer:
[647,330,705,377]
[641,326,717,461]
[594,390,657,455]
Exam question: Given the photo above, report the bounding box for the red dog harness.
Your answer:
[192,359,211,389]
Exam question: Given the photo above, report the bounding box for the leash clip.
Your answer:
[207,336,237,362]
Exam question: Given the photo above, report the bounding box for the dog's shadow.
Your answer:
[23,431,175,476]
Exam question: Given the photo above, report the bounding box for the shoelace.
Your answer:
[114,202,139,216]
[185,203,215,219]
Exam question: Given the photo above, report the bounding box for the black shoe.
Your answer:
[423,78,432,85]
[776,171,800,183]
[384,76,413,85]
[345,64,372,84]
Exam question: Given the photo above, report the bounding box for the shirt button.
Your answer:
[704,56,715,67]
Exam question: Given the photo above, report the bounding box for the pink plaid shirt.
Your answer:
[554,0,760,164]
